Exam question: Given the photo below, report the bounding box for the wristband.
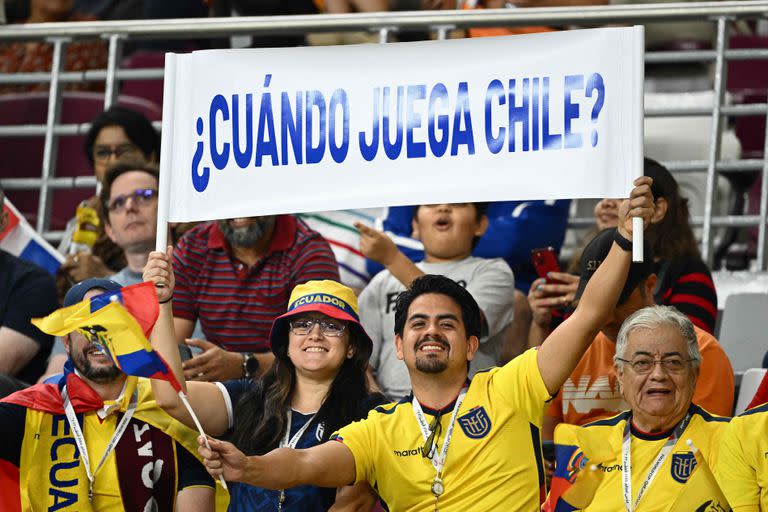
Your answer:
[614,230,633,252]
[159,295,173,304]
[243,353,259,378]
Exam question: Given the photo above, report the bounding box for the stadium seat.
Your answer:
[718,292,768,374]
[0,91,161,231]
[120,50,166,109]
[734,367,767,415]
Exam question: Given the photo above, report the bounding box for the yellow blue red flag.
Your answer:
[33,300,181,392]
[544,423,613,511]
[31,281,158,339]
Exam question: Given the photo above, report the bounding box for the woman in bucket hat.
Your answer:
[143,247,385,511]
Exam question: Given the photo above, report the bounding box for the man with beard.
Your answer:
[0,278,216,511]
[196,178,655,511]
[171,215,339,382]
[356,202,516,400]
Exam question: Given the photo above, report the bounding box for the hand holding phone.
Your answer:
[531,247,562,285]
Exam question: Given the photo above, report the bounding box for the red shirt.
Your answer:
[172,216,339,353]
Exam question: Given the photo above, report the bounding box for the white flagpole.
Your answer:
[632,26,645,263]
[158,55,225,490]
[155,52,176,254]
[178,391,228,490]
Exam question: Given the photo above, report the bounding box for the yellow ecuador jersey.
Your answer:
[332,348,552,511]
[718,402,768,510]
[576,405,728,512]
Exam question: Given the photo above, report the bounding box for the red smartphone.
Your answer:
[531,247,562,285]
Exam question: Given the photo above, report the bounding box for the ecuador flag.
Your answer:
[33,299,181,392]
[32,281,158,338]
[544,423,613,511]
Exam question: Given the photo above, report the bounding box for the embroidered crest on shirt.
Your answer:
[458,406,491,439]
[670,452,697,483]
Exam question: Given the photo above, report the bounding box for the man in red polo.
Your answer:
[171,215,339,382]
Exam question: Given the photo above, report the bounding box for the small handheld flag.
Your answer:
[32,298,228,490]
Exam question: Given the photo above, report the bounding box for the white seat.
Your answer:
[718,293,768,375]
[734,368,768,416]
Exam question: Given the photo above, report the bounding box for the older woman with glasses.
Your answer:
[144,248,385,511]
[546,305,730,511]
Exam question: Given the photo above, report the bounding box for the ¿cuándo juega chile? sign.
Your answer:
[157,26,644,255]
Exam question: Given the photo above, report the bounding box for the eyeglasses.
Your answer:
[616,357,696,375]
[107,188,158,212]
[93,144,140,162]
[422,413,442,460]
[288,318,347,337]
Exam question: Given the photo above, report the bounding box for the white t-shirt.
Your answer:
[358,256,515,400]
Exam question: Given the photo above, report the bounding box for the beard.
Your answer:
[218,216,276,247]
[413,335,450,374]
[70,345,121,383]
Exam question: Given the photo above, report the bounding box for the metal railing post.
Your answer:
[103,33,125,109]
[378,27,391,44]
[36,37,69,236]
[434,25,455,40]
[701,16,730,267]
[759,91,768,271]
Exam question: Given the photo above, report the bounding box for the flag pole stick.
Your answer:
[155,53,175,255]
[178,390,228,490]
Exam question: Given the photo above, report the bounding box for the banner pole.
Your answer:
[178,391,228,490]
[632,25,645,263]
[156,52,177,253]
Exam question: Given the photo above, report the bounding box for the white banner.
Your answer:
[161,27,644,222]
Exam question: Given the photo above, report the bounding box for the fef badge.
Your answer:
[670,452,697,483]
[458,406,491,439]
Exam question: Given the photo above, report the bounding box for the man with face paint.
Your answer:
[0,278,217,512]
[171,215,339,382]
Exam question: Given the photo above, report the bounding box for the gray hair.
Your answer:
[614,305,701,369]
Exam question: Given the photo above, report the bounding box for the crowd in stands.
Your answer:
[0,1,767,511]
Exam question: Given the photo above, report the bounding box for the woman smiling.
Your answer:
[143,248,384,511]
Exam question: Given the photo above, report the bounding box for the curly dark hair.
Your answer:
[84,106,160,167]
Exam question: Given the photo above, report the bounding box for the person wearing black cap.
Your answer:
[144,248,385,511]
[543,228,734,442]
[192,178,657,511]
[0,278,216,511]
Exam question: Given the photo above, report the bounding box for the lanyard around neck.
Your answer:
[412,387,467,474]
[621,412,692,512]
[277,410,318,511]
[279,409,318,449]
[62,385,138,503]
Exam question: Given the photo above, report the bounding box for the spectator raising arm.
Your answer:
[143,247,231,436]
[535,176,655,395]
[355,222,424,287]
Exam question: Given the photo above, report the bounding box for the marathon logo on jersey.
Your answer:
[458,406,491,439]
[393,446,423,457]
[670,452,697,484]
